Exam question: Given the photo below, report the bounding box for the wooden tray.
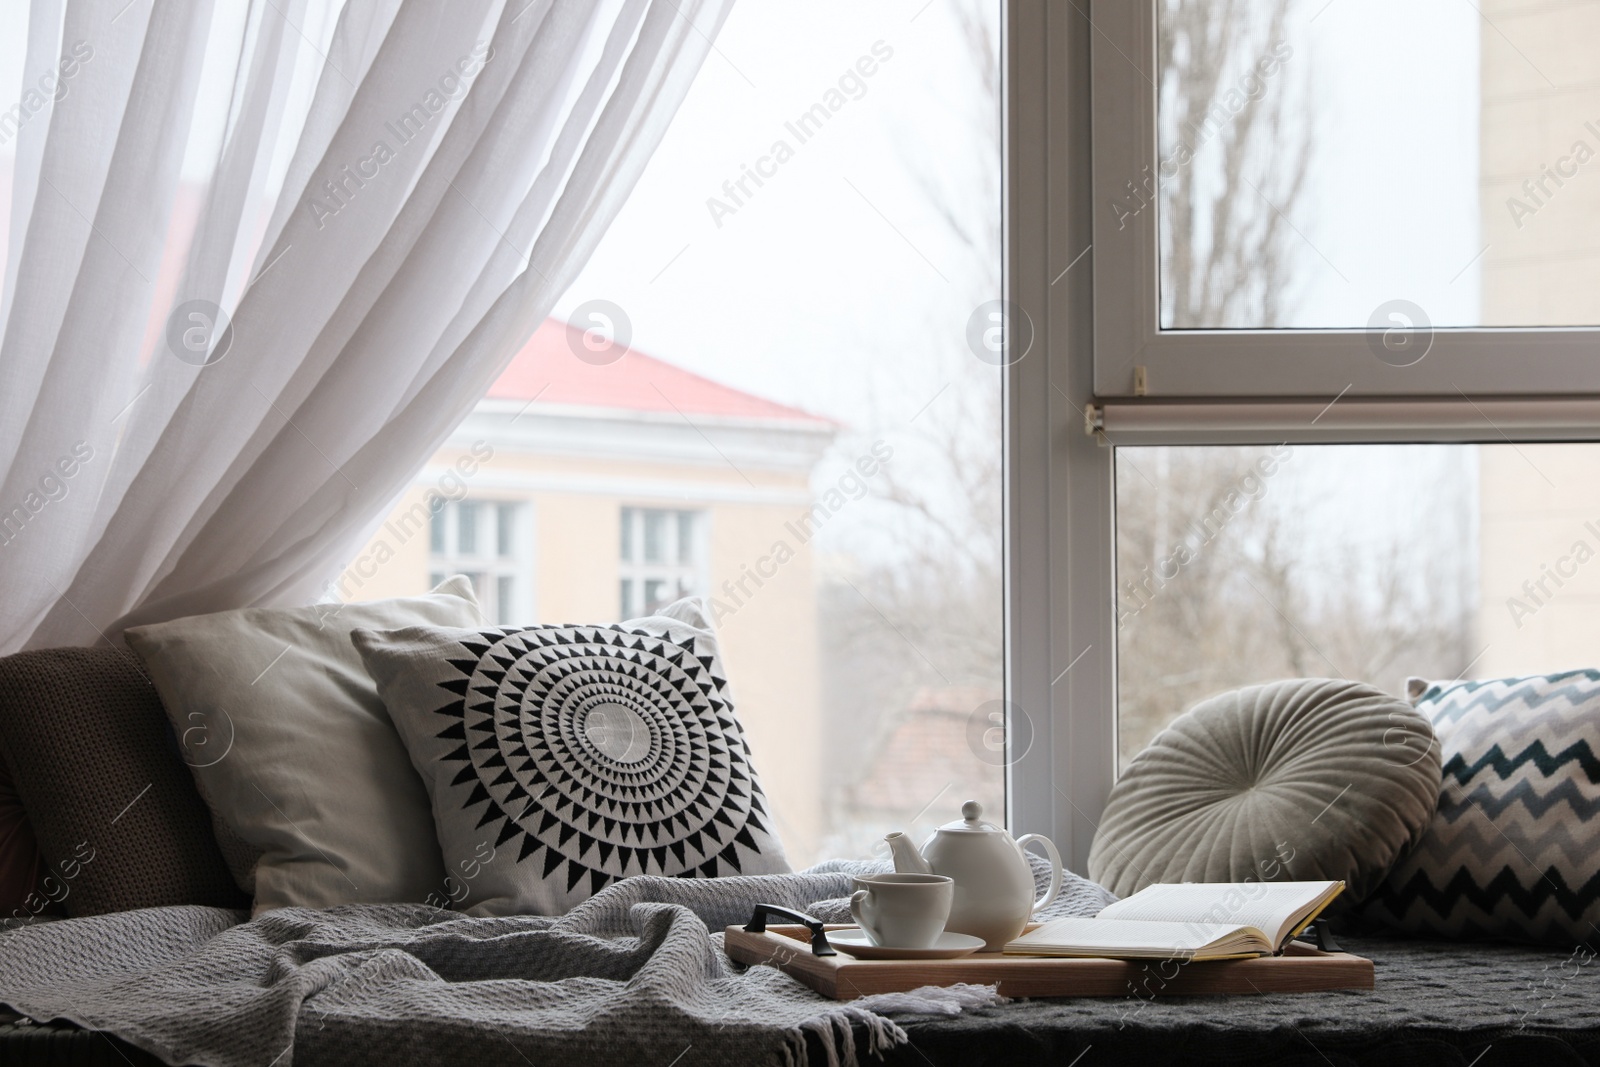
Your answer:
[725,924,1374,1000]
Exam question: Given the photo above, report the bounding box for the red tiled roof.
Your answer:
[847,687,1005,819]
[487,318,833,425]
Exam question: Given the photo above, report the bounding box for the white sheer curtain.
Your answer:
[0,0,733,653]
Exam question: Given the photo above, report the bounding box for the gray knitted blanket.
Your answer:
[0,859,1114,1067]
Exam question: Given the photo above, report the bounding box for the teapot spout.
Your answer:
[884,831,933,875]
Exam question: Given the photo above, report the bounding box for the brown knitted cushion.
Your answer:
[0,647,247,916]
[0,757,46,917]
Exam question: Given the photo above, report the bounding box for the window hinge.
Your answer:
[1084,402,1103,435]
[1133,365,1149,396]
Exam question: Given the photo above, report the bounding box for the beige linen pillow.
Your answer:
[125,577,485,912]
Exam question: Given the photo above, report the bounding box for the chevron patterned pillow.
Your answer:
[353,597,790,916]
[1360,671,1600,945]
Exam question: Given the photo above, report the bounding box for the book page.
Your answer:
[1097,881,1339,947]
[1010,916,1262,957]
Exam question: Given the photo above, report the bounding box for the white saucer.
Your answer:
[827,929,986,960]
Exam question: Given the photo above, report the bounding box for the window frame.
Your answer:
[1003,0,1117,875]
[618,505,707,619]
[1003,0,1600,874]
[1085,0,1600,402]
[429,498,532,625]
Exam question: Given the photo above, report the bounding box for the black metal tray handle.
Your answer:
[743,903,836,956]
[1292,918,1342,953]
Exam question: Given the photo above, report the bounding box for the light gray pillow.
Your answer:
[1088,678,1442,902]
[354,597,791,916]
[125,577,485,913]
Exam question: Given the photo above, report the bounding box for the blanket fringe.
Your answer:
[781,983,1003,1067]
[786,1005,908,1067]
[856,982,1005,1017]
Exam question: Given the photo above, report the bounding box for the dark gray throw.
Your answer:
[0,860,1116,1067]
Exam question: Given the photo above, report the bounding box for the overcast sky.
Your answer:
[1279,0,1481,328]
[554,0,995,434]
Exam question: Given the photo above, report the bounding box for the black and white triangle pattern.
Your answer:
[424,622,786,910]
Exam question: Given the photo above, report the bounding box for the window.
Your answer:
[429,500,527,625]
[1089,0,1600,399]
[1008,2,1600,872]
[619,507,703,618]
[1116,444,1482,766]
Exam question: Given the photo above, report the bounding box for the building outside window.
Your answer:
[619,507,703,618]
[429,500,528,625]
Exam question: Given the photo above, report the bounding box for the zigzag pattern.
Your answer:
[1363,673,1600,944]
[1438,699,1600,752]
[1366,862,1600,932]
[1444,738,1600,786]
[1423,671,1600,726]
[1441,776,1600,823]
[1397,810,1600,874]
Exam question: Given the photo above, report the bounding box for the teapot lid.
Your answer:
[938,800,1001,833]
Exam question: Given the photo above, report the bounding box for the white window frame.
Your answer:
[619,506,707,619]
[430,498,534,625]
[1086,0,1600,402]
[1004,1,1600,874]
[1005,0,1118,875]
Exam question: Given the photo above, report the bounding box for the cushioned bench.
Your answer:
[860,934,1600,1066]
[0,1010,160,1066]
[6,934,1598,1066]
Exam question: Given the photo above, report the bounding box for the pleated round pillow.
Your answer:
[1088,679,1442,902]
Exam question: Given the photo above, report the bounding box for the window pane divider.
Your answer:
[1096,396,1600,445]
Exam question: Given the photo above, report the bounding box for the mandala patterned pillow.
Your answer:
[1360,671,1600,945]
[354,598,790,915]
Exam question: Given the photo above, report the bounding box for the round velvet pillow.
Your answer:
[1088,678,1442,902]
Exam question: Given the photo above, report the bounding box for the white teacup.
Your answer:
[850,873,954,949]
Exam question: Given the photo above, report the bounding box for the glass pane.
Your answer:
[498,504,516,558]
[339,2,1004,867]
[1115,443,1600,767]
[643,510,665,564]
[430,506,447,553]
[497,576,515,625]
[677,511,695,564]
[457,502,479,556]
[1156,0,1600,329]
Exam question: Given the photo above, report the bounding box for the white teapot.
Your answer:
[886,800,1061,950]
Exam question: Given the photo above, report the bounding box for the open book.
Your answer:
[1004,880,1345,961]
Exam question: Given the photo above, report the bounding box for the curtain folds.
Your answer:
[0,0,733,653]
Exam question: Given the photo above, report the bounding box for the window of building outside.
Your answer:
[340,2,1004,867]
[620,507,703,618]
[429,500,526,626]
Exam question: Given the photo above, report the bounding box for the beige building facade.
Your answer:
[1476,2,1600,676]
[339,319,835,861]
